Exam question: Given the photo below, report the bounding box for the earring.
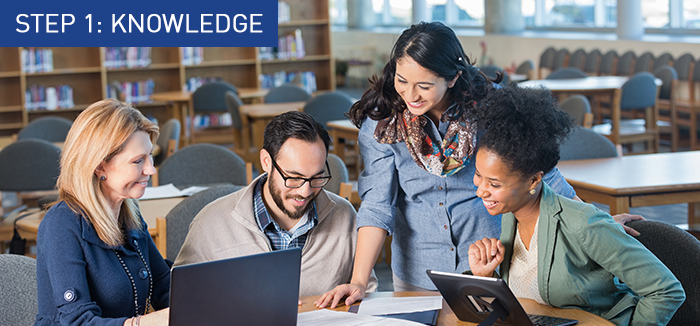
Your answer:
[100,176,106,181]
[529,189,536,195]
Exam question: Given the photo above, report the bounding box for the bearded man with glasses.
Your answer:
[175,111,377,298]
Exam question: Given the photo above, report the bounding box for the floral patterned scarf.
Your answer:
[374,104,477,177]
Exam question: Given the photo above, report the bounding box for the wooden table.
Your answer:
[557,151,700,225]
[150,88,269,146]
[519,76,662,149]
[326,119,360,174]
[14,196,184,257]
[299,292,612,325]
[241,101,306,164]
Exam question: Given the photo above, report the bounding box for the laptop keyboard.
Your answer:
[528,314,579,326]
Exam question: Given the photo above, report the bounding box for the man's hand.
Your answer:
[612,213,645,236]
[314,283,366,309]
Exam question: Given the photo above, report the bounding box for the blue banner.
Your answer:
[1,0,278,47]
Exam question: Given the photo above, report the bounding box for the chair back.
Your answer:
[264,84,312,104]
[0,254,37,326]
[303,92,355,128]
[599,50,618,75]
[546,67,587,80]
[551,49,570,71]
[567,49,587,70]
[634,52,655,73]
[192,81,238,112]
[515,60,534,80]
[324,153,349,196]
[154,119,180,166]
[539,47,556,69]
[616,51,636,76]
[480,65,509,85]
[653,65,678,101]
[158,143,248,188]
[653,53,674,72]
[17,116,73,142]
[165,184,242,259]
[693,58,700,83]
[583,49,602,75]
[625,220,700,326]
[620,72,658,110]
[560,126,618,160]
[224,91,244,130]
[673,53,695,82]
[0,139,61,191]
[559,95,592,127]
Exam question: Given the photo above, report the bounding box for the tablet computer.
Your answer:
[426,270,578,326]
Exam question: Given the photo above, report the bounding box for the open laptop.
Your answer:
[426,270,578,326]
[169,248,301,326]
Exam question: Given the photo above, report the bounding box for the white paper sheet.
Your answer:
[140,184,208,200]
[297,309,426,326]
[356,296,443,316]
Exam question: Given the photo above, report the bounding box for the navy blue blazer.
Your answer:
[35,201,170,326]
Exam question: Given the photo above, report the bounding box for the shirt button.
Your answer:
[444,225,448,230]
[450,247,454,251]
[439,202,443,206]
[438,186,443,190]
[139,268,149,279]
[64,290,76,302]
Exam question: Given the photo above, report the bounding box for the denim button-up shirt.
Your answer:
[356,117,575,289]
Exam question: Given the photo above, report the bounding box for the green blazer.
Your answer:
[500,182,684,326]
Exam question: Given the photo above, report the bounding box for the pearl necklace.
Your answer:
[114,239,153,317]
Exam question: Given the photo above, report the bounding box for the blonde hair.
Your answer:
[57,99,159,247]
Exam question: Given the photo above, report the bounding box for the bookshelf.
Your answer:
[0,0,334,141]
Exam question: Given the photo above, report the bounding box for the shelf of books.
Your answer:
[0,0,333,142]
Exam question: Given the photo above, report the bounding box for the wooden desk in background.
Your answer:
[519,76,662,148]
[557,151,700,225]
[14,196,184,258]
[241,101,306,169]
[299,292,613,325]
[150,88,269,146]
[326,119,360,172]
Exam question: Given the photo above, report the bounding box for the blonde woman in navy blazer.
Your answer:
[467,85,684,326]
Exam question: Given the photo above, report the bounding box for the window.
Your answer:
[374,0,412,26]
[523,0,616,28]
[331,0,348,25]
[643,0,669,28]
[683,0,700,29]
[428,0,484,27]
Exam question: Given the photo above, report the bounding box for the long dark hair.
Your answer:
[347,21,497,128]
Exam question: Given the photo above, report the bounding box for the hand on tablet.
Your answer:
[468,238,505,277]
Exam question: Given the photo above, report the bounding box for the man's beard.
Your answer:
[269,175,318,219]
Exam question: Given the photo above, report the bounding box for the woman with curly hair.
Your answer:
[468,85,684,325]
[315,21,620,308]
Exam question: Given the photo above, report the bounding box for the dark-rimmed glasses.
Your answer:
[270,157,332,188]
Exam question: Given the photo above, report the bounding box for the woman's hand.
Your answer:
[612,213,644,237]
[123,308,170,326]
[468,238,505,277]
[314,283,366,309]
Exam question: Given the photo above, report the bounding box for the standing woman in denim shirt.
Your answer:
[35,99,170,326]
[316,21,640,308]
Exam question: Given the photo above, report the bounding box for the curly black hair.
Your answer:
[476,84,573,177]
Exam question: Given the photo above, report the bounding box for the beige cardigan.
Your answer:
[174,175,378,296]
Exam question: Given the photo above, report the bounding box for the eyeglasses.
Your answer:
[269,157,332,189]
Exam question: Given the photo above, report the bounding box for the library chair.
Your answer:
[224,91,250,160]
[155,143,250,188]
[538,47,556,79]
[17,116,72,143]
[0,139,61,210]
[546,67,587,80]
[190,81,238,138]
[633,51,655,74]
[674,54,698,150]
[598,50,618,76]
[515,60,535,81]
[156,184,242,260]
[551,48,570,71]
[625,220,700,326]
[324,153,349,196]
[303,91,355,128]
[263,84,312,104]
[653,65,679,151]
[615,51,636,76]
[653,52,674,72]
[583,49,602,76]
[0,254,37,326]
[567,48,587,71]
[154,118,180,166]
[559,95,593,128]
[560,126,619,161]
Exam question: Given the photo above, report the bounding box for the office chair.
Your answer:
[17,116,73,142]
[157,143,248,188]
[0,254,38,325]
[264,84,312,104]
[560,126,619,161]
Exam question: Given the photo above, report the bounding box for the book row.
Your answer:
[24,84,74,111]
[21,48,54,73]
[106,79,156,104]
[104,47,152,69]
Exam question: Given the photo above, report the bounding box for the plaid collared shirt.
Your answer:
[253,174,317,251]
